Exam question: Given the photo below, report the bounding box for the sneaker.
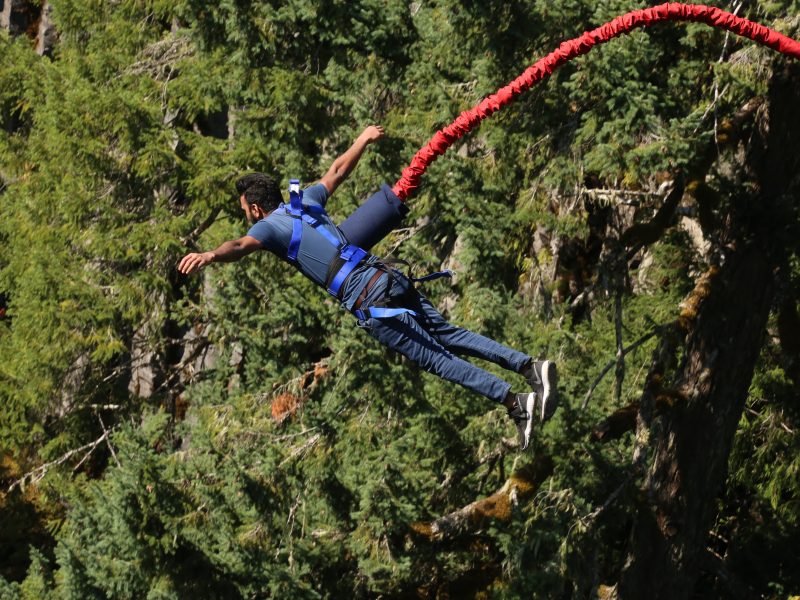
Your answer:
[522,360,559,422]
[508,392,536,450]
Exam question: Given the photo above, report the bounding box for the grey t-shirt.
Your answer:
[245,183,382,311]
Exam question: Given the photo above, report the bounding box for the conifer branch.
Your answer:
[578,471,636,527]
[433,437,518,504]
[182,207,221,249]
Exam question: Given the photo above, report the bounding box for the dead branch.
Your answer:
[270,358,331,397]
[410,455,553,543]
[125,34,194,80]
[7,430,114,493]
[279,433,322,467]
[582,325,668,409]
[384,216,431,257]
[614,287,625,404]
[579,187,663,206]
[621,178,686,253]
[96,411,120,468]
[702,547,757,600]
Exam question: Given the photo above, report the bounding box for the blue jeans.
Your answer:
[358,271,530,403]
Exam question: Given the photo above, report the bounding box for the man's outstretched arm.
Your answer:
[319,125,384,196]
[178,235,262,275]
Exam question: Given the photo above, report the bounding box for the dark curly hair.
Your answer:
[235,173,283,213]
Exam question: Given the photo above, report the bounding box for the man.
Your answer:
[178,125,559,449]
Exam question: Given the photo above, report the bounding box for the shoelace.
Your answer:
[508,406,529,422]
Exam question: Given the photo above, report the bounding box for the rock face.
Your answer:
[1,0,56,56]
[35,1,56,57]
[1,0,33,36]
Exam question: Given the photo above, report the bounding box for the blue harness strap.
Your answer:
[301,212,343,246]
[286,179,304,261]
[282,179,372,299]
[285,179,347,258]
[353,307,417,321]
[282,178,437,322]
[412,269,454,283]
[352,269,452,322]
[327,244,367,297]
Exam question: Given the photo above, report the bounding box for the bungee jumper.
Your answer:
[178,3,800,451]
[178,126,558,450]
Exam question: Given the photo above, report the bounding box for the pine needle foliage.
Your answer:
[1,0,799,597]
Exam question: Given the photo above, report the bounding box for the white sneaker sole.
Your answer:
[540,360,559,422]
[523,392,535,449]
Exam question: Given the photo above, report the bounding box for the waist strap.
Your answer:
[325,245,367,298]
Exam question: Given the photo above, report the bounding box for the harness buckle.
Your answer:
[339,244,357,260]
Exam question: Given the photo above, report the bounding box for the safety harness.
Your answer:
[282,179,450,321]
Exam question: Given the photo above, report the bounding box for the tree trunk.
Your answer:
[619,63,800,599]
[619,247,774,598]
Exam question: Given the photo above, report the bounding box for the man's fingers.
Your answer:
[178,253,203,275]
[188,257,203,273]
[366,125,384,137]
[179,254,197,273]
[365,125,385,143]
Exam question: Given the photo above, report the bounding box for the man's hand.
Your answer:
[178,251,215,275]
[320,125,386,195]
[360,125,385,144]
[178,237,262,275]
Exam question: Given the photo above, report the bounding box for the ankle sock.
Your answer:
[503,391,518,411]
[519,358,534,379]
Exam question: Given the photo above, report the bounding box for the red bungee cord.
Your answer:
[391,2,800,201]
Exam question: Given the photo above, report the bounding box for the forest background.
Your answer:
[1,0,799,598]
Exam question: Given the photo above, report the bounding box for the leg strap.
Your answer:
[354,307,417,321]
